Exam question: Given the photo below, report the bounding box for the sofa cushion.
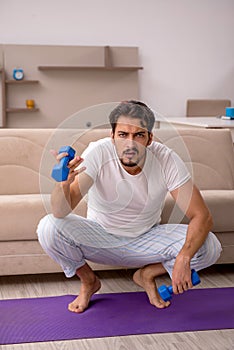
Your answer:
[0,131,51,195]
[201,190,234,232]
[154,129,234,190]
[0,194,48,240]
[1,128,234,194]
[161,190,234,233]
[0,194,88,241]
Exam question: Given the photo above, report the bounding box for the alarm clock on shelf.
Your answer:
[13,68,24,81]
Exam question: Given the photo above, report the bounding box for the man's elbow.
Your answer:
[190,208,214,232]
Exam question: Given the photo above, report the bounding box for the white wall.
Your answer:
[0,0,233,117]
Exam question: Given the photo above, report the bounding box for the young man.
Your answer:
[37,101,221,313]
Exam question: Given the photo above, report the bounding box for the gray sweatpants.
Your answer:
[37,213,222,278]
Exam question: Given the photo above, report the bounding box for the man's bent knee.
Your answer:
[195,232,222,269]
[208,232,222,265]
[37,214,63,251]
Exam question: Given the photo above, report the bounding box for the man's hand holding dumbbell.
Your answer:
[51,146,86,184]
[50,146,86,218]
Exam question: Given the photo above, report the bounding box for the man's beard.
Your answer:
[120,159,138,167]
[119,147,141,167]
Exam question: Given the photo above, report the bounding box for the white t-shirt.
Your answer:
[80,138,191,238]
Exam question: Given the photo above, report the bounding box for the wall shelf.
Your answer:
[38,66,143,71]
[6,80,39,84]
[6,108,39,113]
[0,44,142,128]
[38,46,143,72]
[3,78,39,124]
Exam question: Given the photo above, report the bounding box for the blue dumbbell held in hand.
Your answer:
[158,269,201,302]
[51,146,76,182]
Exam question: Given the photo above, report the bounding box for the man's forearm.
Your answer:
[178,212,213,262]
[172,212,213,293]
[51,182,72,218]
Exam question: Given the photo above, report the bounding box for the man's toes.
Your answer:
[151,297,170,309]
[68,302,76,312]
[74,306,85,313]
[68,301,81,312]
[159,300,170,308]
[68,302,85,313]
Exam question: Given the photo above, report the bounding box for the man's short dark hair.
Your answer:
[109,100,155,133]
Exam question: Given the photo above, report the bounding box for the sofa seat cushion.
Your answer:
[201,190,234,232]
[161,190,234,233]
[0,194,49,240]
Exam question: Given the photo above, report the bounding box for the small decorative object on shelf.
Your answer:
[26,99,35,109]
[13,68,24,81]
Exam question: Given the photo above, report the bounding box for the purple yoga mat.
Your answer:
[0,288,234,345]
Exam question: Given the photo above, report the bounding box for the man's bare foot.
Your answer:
[133,263,170,309]
[68,264,101,313]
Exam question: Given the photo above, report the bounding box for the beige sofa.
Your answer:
[0,128,234,276]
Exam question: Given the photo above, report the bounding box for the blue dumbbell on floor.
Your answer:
[158,269,201,302]
[51,146,76,182]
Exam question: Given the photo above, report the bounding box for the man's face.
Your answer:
[111,116,152,174]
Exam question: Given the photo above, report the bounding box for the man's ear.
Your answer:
[110,130,115,144]
[147,132,153,146]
